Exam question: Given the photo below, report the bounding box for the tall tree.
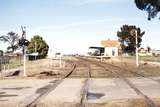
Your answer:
[27,35,49,57]
[135,0,160,20]
[0,31,19,53]
[117,25,145,54]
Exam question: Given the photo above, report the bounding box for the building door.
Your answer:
[112,50,115,56]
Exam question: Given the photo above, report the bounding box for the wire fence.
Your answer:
[0,56,9,72]
[0,55,23,72]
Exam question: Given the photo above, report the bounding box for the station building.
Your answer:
[101,38,120,57]
[89,38,120,57]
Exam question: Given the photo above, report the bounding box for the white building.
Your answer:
[152,50,160,56]
[101,38,120,57]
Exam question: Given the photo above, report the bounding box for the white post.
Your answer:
[100,53,103,62]
[50,49,53,67]
[3,65,5,71]
[7,64,9,71]
[35,42,37,60]
[135,30,139,67]
[22,26,27,77]
[59,54,62,68]
[0,59,3,79]
[3,59,5,71]
[50,58,53,67]
[23,47,26,77]
[0,59,1,72]
[63,61,66,68]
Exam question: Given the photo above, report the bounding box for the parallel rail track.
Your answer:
[26,63,77,107]
[26,58,92,107]
[25,56,158,107]
[66,58,92,107]
[78,57,157,107]
[78,60,91,107]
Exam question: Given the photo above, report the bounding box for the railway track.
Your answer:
[78,59,91,107]
[26,63,76,107]
[26,58,92,107]
[22,56,158,107]
[78,57,157,107]
[65,58,92,107]
[97,59,160,83]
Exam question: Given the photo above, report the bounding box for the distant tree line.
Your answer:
[0,31,49,58]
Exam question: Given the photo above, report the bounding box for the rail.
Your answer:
[26,63,77,107]
[78,57,157,107]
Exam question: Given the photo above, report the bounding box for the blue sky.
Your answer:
[0,0,160,54]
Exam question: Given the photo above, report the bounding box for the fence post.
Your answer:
[3,58,6,71]
[0,58,1,74]
[0,58,3,79]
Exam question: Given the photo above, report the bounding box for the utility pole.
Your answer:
[131,29,139,67]
[135,30,139,67]
[21,26,27,77]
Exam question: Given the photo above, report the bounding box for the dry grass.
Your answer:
[2,57,72,78]
[4,56,160,78]
[104,57,160,77]
[25,58,72,77]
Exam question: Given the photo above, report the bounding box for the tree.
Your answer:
[27,35,49,57]
[147,46,151,53]
[135,0,160,20]
[117,25,145,54]
[0,31,19,53]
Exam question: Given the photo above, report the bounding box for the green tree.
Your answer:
[117,25,145,54]
[135,0,160,20]
[0,31,19,53]
[27,35,49,57]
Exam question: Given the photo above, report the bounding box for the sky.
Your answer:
[0,0,160,54]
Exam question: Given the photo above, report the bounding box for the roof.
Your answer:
[89,46,105,54]
[89,46,104,50]
[101,38,120,48]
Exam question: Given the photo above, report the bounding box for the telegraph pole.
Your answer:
[135,30,139,67]
[21,26,27,77]
[131,29,139,67]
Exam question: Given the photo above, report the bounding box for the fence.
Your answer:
[0,56,10,71]
[0,55,23,72]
